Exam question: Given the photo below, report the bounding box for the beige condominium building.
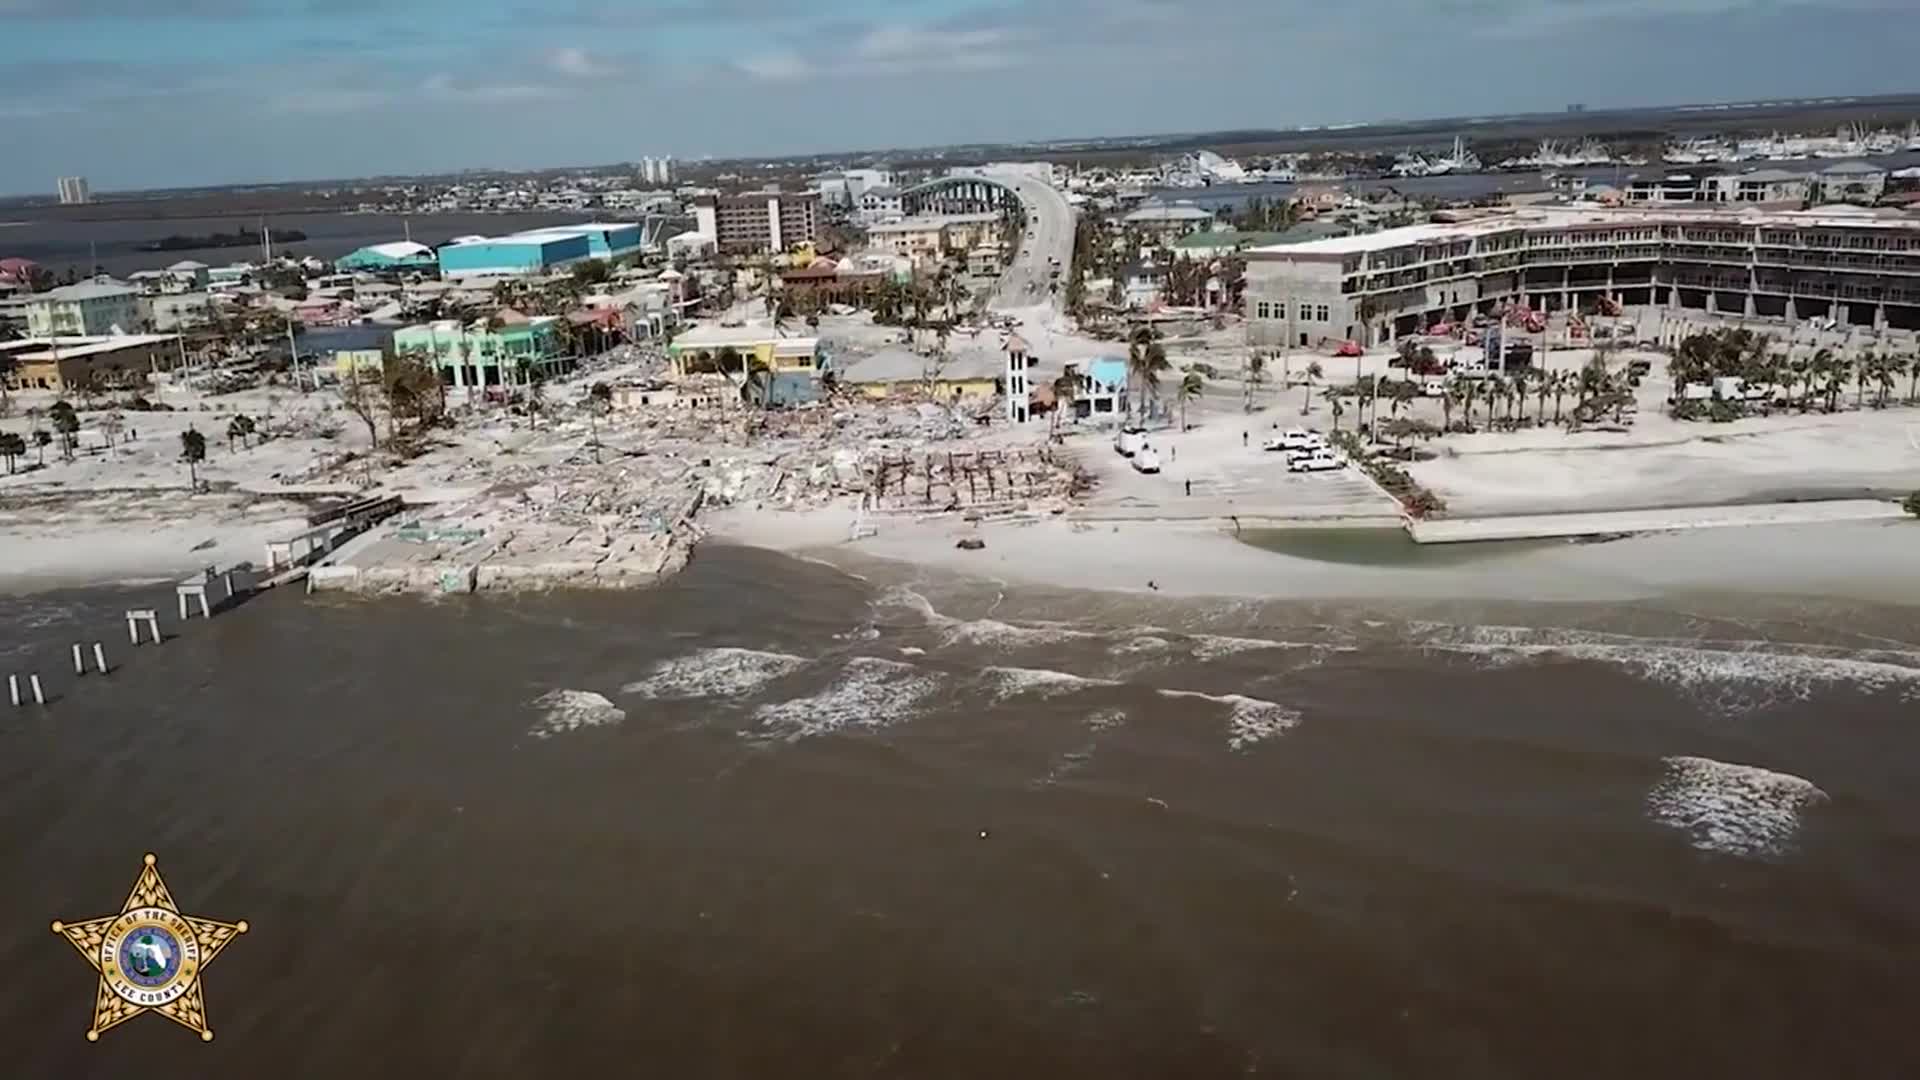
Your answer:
[692,189,821,255]
[1244,205,1920,349]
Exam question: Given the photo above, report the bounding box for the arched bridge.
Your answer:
[900,175,1026,217]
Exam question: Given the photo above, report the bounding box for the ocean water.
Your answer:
[1,544,1917,1076]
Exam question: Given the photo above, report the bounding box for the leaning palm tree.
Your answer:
[1177,371,1204,431]
[180,426,207,488]
[1301,360,1323,416]
[1324,387,1346,432]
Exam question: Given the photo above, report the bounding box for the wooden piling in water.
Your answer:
[93,643,108,674]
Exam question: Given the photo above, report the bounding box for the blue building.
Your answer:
[337,241,438,274]
[438,232,592,279]
[506,223,643,260]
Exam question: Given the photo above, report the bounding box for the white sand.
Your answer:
[710,505,1920,606]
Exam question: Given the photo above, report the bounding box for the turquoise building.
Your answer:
[391,317,573,389]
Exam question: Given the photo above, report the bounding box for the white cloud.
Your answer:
[737,52,814,81]
[546,46,608,78]
[421,73,565,104]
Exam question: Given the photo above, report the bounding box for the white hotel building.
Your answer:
[1244,205,1920,348]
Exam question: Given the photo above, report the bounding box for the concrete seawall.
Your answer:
[1408,499,1907,544]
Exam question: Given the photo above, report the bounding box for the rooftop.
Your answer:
[868,212,1000,234]
[840,346,1002,384]
[1246,204,1920,258]
[1124,201,1215,224]
[1,333,176,360]
[671,322,820,351]
[357,241,435,260]
[36,281,139,302]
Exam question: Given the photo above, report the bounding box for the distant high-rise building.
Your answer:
[638,156,676,185]
[57,176,91,205]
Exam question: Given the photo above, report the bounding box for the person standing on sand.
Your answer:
[1185,479,1192,496]
[1242,431,1248,447]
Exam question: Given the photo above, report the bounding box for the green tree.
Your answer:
[1126,326,1171,423]
[48,400,80,459]
[1177,371,1204,431]
[1905,491,1920,518]
[1244,352,1266,412]
[0,431,24,473]
[1300,360,1323,416]
[179,426,207,487]
[32,428,51,466]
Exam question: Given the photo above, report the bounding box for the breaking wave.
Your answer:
[752,657,943,742]
[981,666,1116,702]
[1646,756,1828,857]
[622,647,809,699]
[1414,623,1920,713]
[1157,689,1301,751]
[528,689,626,739]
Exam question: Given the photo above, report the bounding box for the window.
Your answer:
[1316,304,1330,322]
[1255,302,1271,319]
[1298,302,1312,320]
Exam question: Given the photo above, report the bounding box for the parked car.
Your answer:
[1262,427,1322,452]
[1131,446,1162,474]
[1114,425,1147,457]
[1288,449,1344,473]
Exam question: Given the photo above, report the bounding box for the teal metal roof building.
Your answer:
[336,241,438,273]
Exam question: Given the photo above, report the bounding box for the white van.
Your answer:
[1114,426,1147,457]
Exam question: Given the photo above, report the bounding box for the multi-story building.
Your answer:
[435,224,639,280]
[24,280,142,336]
[691,190,820,255]
[57,176,91,205]
[1244,205,1920,348]
[638,156,675,185]
[855,186,905,225]
[1624,169,1812,206]
[391,316,569,389]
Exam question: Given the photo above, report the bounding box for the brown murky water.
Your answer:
[2,545,1917,1077]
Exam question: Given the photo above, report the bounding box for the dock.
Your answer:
[1406,499,1906,544]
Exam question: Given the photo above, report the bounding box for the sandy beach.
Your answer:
[5,305,1920,602]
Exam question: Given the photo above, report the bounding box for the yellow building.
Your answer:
[838,347,1001,402]
[666,324,821,377]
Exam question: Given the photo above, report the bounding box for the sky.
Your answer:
[4,0,1919,193]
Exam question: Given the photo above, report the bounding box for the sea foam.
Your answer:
[751,657,943,741]
[621,647,808,699]
[1645,755,1828,858]
[981,666,1116,702]
[528,689,626,739]
[1157,689,1301,751]
[1417,623,1920,713]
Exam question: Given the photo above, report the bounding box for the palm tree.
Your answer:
[1534,369,1551,424]
[1050,374,1078,437]
[1788,358,1811,412]
[1244,352,1266,413]
[32,429,51,466]
[1855,351,1874,410]
[180,426,207,488]
[1906,351,1920,405]
[1441,380,1458,431]
[48,400,79,460]
[0,431,23,474]
[1324,386,1346,431]
[1824,353,1852,414]
[1126,326,1171,423]
[1177,371,1204,431]
[1301,360,1323,416]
